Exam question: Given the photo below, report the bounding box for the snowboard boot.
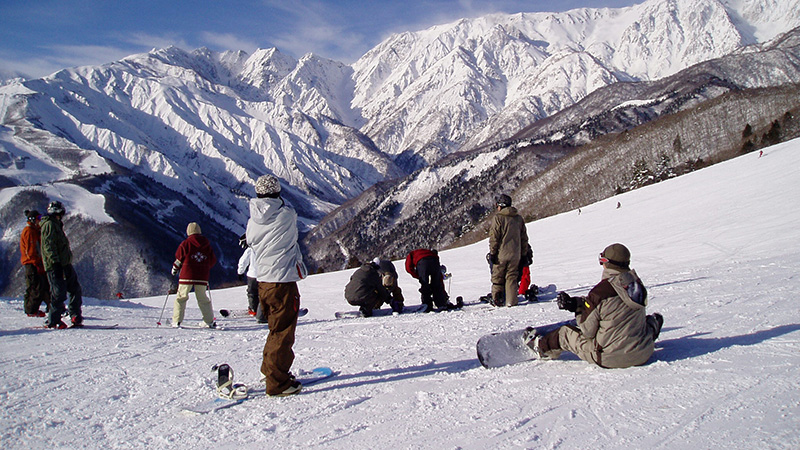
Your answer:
[651,313,664,341]
[71,316,84,327]
[524,285,539,302]
[46,320,68,329]
[270,380,302,397]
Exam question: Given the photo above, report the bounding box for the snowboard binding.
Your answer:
[212,363,248,400]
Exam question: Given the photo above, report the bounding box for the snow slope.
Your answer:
[1,139,799,449]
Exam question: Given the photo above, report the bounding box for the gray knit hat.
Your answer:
[255,175,281,197]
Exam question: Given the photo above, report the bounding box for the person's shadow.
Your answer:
[309,359,481,393]
[655,324,800,362]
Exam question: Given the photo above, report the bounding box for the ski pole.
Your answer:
[156,287,172,326]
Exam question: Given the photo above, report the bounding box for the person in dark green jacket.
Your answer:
[40,201,83,329]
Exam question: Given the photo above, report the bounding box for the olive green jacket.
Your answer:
[39,215,72,271]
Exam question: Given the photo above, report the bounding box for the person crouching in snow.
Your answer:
[171,222,217,328]
[345,261,391,317]
[373,257,405,313]
[525,243,664,368]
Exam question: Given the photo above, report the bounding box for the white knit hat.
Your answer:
[255,175,281,196]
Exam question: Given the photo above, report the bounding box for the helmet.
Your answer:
[599,243,630,269]
[47,201,66,216]
[495,194,512,208]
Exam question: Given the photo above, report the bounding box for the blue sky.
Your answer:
[0,0,637,80]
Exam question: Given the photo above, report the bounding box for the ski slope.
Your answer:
[1,139,799,449]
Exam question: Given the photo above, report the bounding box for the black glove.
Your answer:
[486,253,498,265]
[238,234,247,249]
[557,292,577,313]
[238,273,245,282]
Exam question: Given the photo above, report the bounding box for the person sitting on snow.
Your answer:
[525,243,663,368]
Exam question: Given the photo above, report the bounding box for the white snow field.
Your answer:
[1,139,799,449]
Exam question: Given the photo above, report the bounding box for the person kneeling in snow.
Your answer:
[345,261,391,317]
[525,243,663,368]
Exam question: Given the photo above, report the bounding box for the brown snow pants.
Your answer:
[259,282,300,395]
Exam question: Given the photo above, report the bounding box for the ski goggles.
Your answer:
[599,253,609,265]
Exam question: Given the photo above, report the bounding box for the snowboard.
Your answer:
[476,319,575,368]
[180,367,335,415]
[334,303,427,319]
[219,307,308,319]
[39,322,119,330]
[70,323,119,329]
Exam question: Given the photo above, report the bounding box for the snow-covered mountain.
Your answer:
[1,0,799,297]
[304,27,800,271]
[1,135,798,450]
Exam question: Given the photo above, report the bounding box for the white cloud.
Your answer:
[199,32,259,53]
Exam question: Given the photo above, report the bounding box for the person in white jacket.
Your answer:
[245,175,308,397]
[236,238,265,322]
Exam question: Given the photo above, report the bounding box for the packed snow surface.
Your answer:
[1,139,799,449]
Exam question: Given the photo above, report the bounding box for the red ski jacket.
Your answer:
[405,249,438,279]
[173,234,217,285]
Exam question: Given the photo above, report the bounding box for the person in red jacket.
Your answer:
[405,248,455,312]
[19,209,50,317]
[171,222,217,328]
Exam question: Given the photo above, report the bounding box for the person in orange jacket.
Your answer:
[20,209,50,317]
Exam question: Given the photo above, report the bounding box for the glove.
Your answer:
[557,292,577,313]
[171,266,178,276]
[486,253,498,265]
[238,273,245,282]
[238,234,247,249]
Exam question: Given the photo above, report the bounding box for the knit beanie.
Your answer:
[186,222,202,236]
[255,175,281,197]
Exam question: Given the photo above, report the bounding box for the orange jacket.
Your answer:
[20,222,44,270]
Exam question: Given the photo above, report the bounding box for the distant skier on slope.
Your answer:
[246,174,308,397]
[171,222,217,328]
[344,260,391,317]
[524,243,664,368]
[487,194,528,307]
[20,209,50,317]
[40,201,83,329]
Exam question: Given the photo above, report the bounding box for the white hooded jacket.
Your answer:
[245,197,308,283]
